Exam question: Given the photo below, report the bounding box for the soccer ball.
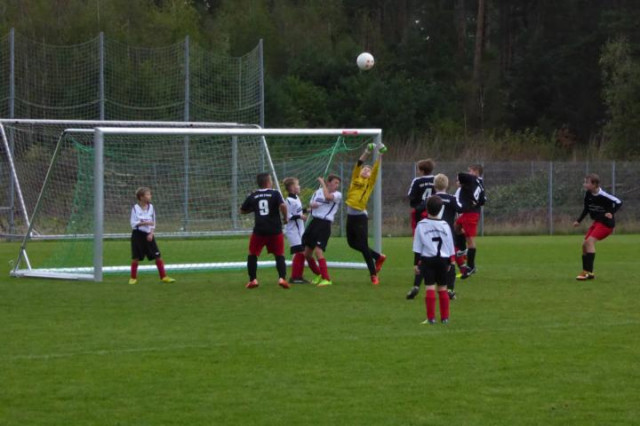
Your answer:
[356,52,375,70]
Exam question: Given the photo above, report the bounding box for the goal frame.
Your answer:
[10,126,383,281]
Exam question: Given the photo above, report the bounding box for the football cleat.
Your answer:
[371,275,380,285]
[311,275,323,285]
[576,271,595,281]
[161,276,176,283]
[441,318,449,324]
[128,278,137,285]
[460,267,476,280]
[245,279,259,289]
[406,286,420,300]
[421,318,437,325]
[317,279,333,287]
[290,277,310,284]
[448,291,457,300]
[375,254,387,273]
[278,278,290,289]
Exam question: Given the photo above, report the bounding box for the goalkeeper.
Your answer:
[344,143,387,285]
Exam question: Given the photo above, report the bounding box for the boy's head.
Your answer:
[417,159,435,176]
[426,195,444,218]
[283,177,300,194]
[257,172,272,189]
[468,164,484,177]
[326,174,341,192]
[360,165,373,179]
[434,173,449,192]
[136,187,151,201]
[584,173,600,191]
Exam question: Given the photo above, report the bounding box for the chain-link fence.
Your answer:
[381,161,639,236]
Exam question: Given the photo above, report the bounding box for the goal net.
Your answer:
[9,126,383,281]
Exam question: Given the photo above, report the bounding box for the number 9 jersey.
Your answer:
[241,188,285,235]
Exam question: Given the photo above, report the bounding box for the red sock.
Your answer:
[438,290,450,321]
[155,258,167,278]
[318,258,330,280]
[306,257,321,275]
[455,254,467,268]
[131,260,139,279]
[292,253,305,279]
[425,289,436,321]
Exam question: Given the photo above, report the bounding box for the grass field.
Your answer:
[1,235,639,425]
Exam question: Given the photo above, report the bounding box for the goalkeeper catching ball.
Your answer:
[344,143,387,285]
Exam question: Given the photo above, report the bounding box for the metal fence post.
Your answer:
[548,161,553,235]
[99,32,105,120]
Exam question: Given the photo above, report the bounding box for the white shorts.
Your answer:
[284,219,305,252]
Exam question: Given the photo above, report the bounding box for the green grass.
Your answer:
[1,235,639,425]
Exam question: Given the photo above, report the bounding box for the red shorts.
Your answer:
[248,233,284,256]
[410,208,428,235]
[585,222,613,241]
[456,212,480,238]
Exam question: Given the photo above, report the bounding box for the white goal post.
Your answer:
[10,126,384,281]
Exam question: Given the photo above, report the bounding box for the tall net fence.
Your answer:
[0,31,263,124]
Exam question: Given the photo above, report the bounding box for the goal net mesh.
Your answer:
[11,128,382,280]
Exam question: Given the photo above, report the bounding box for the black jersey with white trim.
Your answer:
[576,188,622,228]
[407,175,435,209]
[435,192,461,229]
[241,188,285,235]
[457,173,486,213]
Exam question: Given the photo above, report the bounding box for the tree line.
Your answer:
[2,0,639,159]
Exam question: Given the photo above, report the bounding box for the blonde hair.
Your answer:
[434,173,449,191]
[283,177,299,191]
[136,187,151,200]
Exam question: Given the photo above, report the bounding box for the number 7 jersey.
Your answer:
[413,218,455,259]
[241,188,285,235]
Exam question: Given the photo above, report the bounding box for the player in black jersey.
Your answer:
[454,164,486,279]
[240,173,290,289]
[572,173,622,280]
[407,159,435,235]
[406,174,461,300]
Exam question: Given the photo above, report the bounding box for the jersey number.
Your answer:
[432,237,443,257]
[422,188,433,201]
[258,199,270,216]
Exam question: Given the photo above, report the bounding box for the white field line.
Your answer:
[3,319,639,362]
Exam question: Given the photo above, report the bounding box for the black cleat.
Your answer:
[461,267,476,280]
[441,318,449,324]
[448,291,456,300]
[406,286,420,300]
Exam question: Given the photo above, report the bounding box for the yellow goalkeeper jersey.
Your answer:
[345,159,380,212]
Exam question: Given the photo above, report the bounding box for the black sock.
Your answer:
[455,234,467,252]
[413,272,422,287]
[247,255,258,280]
[275,255,287,279]
[447,267,456,291]
[467,248,476,269]
[585,253,595,273]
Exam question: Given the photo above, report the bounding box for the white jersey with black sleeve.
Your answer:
[284,194,305,246]
[413,218,455,259]
[130,203,156,233]
[310,188,342,223]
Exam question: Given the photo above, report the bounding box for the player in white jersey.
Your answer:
[302,174,342,286]
[129,187,175,285]
[283,177,321,283]
[413,196,455,324]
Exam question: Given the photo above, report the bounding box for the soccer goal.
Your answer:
[9,126,384,281]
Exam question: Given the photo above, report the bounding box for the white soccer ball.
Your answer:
[356,52,375,70]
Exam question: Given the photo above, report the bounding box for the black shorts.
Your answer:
[131,229,161,261]
[302,218,332,251]
[419,257,449,286]
[290,244,305,254]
